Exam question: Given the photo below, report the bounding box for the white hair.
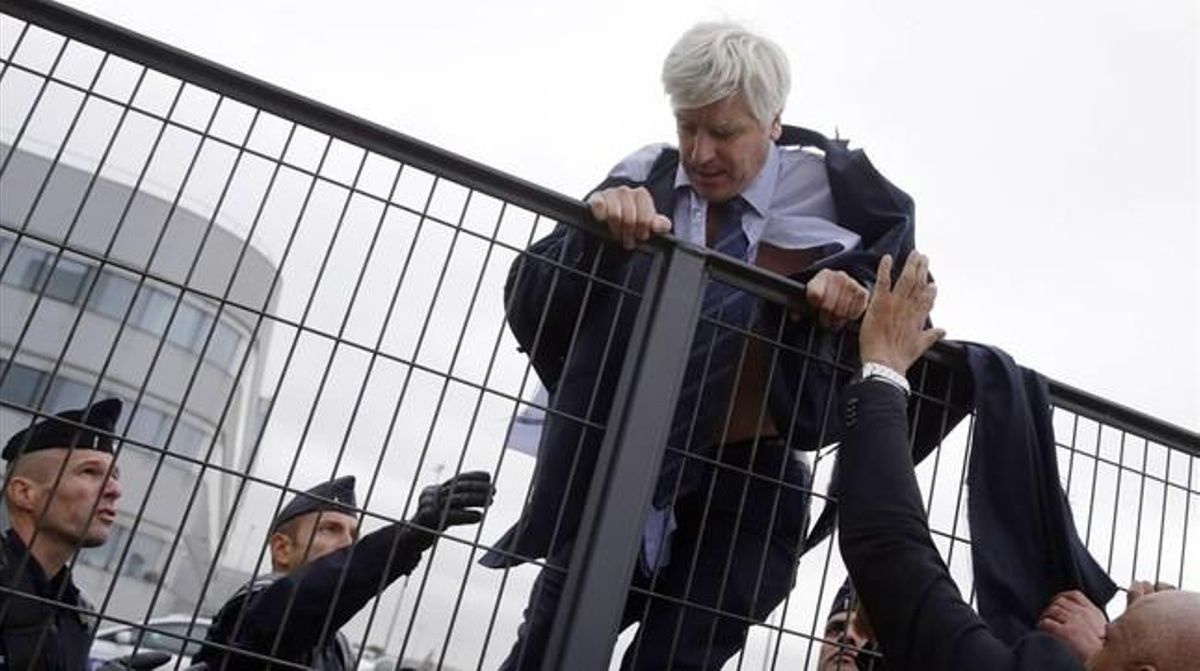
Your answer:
[661,21,791,126]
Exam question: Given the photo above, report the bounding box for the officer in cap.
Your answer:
[1,398,124,670]
[196,469,494,670]
[818,579,887,671]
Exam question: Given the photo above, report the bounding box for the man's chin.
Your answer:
[81,528,113,548]
[821,653,859,670]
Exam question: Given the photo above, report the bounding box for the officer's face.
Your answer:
[281,510,359,568]
[675,93,780,204]
[22,449,122,548]
[818,608,874,670]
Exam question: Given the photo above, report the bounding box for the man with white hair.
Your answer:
[485,21,925,670]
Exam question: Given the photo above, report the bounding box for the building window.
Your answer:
[206,321,243,370]
[1,242,49,291]
[167,301,212,352]
[131,285,177,337]
[46,376,93,413]
[2,234,247,372]
[0,360,49,407]
[173,421,208,458]
[89,272,138,321]
[43,256,93,304]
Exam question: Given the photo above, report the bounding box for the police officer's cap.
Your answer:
[271,475,358,532]
[828,578,857,618]
[2,398,123,462]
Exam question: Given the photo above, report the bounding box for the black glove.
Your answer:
[407,470,494,551]
[96,651,173,670]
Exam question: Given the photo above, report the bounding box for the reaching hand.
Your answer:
[1126,579,1176,607]
[408,471,495,551]
[1038,590,1107,663]
[858,252,944,374]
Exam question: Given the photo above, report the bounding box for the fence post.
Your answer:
[542,244,707,671]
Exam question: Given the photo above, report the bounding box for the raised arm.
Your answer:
[238,472,493,658]
[836,254,1079,671]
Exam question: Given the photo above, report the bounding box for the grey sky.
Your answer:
[63,0,1198,431]
[13,0,1197,668]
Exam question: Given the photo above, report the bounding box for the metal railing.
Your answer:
[0,1,1195,670]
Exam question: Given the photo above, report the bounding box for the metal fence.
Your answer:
[0,1,1196,670]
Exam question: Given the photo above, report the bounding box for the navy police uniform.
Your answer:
[0,398,122,671]
[195,477,421,671]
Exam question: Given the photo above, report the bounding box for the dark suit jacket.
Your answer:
[481,127,955,569]
[838,380,1085,670]
[963,345,1116,643]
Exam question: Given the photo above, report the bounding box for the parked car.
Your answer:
[88,614,211,670]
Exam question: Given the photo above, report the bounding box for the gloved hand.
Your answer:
[95,650,172,670]
[407,470,494,551]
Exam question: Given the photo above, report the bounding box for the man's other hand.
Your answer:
[409,471,495,551]
[805,269,869,330]
[1127,579,1176,607]
[858,253,944,373]
[1038,590,1107,663]
[587,186,672,250]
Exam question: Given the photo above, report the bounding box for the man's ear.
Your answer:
[770,115,782,141]
[6,476,39,514]
[268,532,292,572]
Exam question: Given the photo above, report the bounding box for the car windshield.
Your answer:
[111,622,209,657]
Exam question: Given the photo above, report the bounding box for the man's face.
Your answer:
[675,93,780,204]
[274,510,359,570]
[22,449,122,548]
[1084,591,1192,671]
[818,608,874,670]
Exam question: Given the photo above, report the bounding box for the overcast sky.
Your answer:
[62,0,1198,432]
[10,0,1194,668]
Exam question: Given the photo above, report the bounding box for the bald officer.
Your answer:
[197,470,493,670]
[1,398,124,671]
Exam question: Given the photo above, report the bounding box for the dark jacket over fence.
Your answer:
[838,379,1086,670]
[482,126,959,569]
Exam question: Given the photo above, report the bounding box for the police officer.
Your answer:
[0,398,124,670]
[818,580,886,671]
[196,470,493,670]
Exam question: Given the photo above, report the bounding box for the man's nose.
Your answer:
[105,475,122,500]
[690,132,716,163]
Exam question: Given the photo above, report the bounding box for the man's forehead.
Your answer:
[674,94,754,123]
[825,611,852,625]
[63,448,115,466]
[305,509,359,527]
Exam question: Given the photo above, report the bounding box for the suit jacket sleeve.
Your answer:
[837,380,1082,671]
[235,523,425,658]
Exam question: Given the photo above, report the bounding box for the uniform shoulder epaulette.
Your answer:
[231,574,279,601]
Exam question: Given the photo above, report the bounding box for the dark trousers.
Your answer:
[499,439,811,671]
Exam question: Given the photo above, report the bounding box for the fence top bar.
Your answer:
[5,0,1195,457]
[923,342,1199,456]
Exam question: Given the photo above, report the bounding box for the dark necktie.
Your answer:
[653,197,755,507]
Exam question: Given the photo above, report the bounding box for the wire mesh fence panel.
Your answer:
[0,4,1196,671]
